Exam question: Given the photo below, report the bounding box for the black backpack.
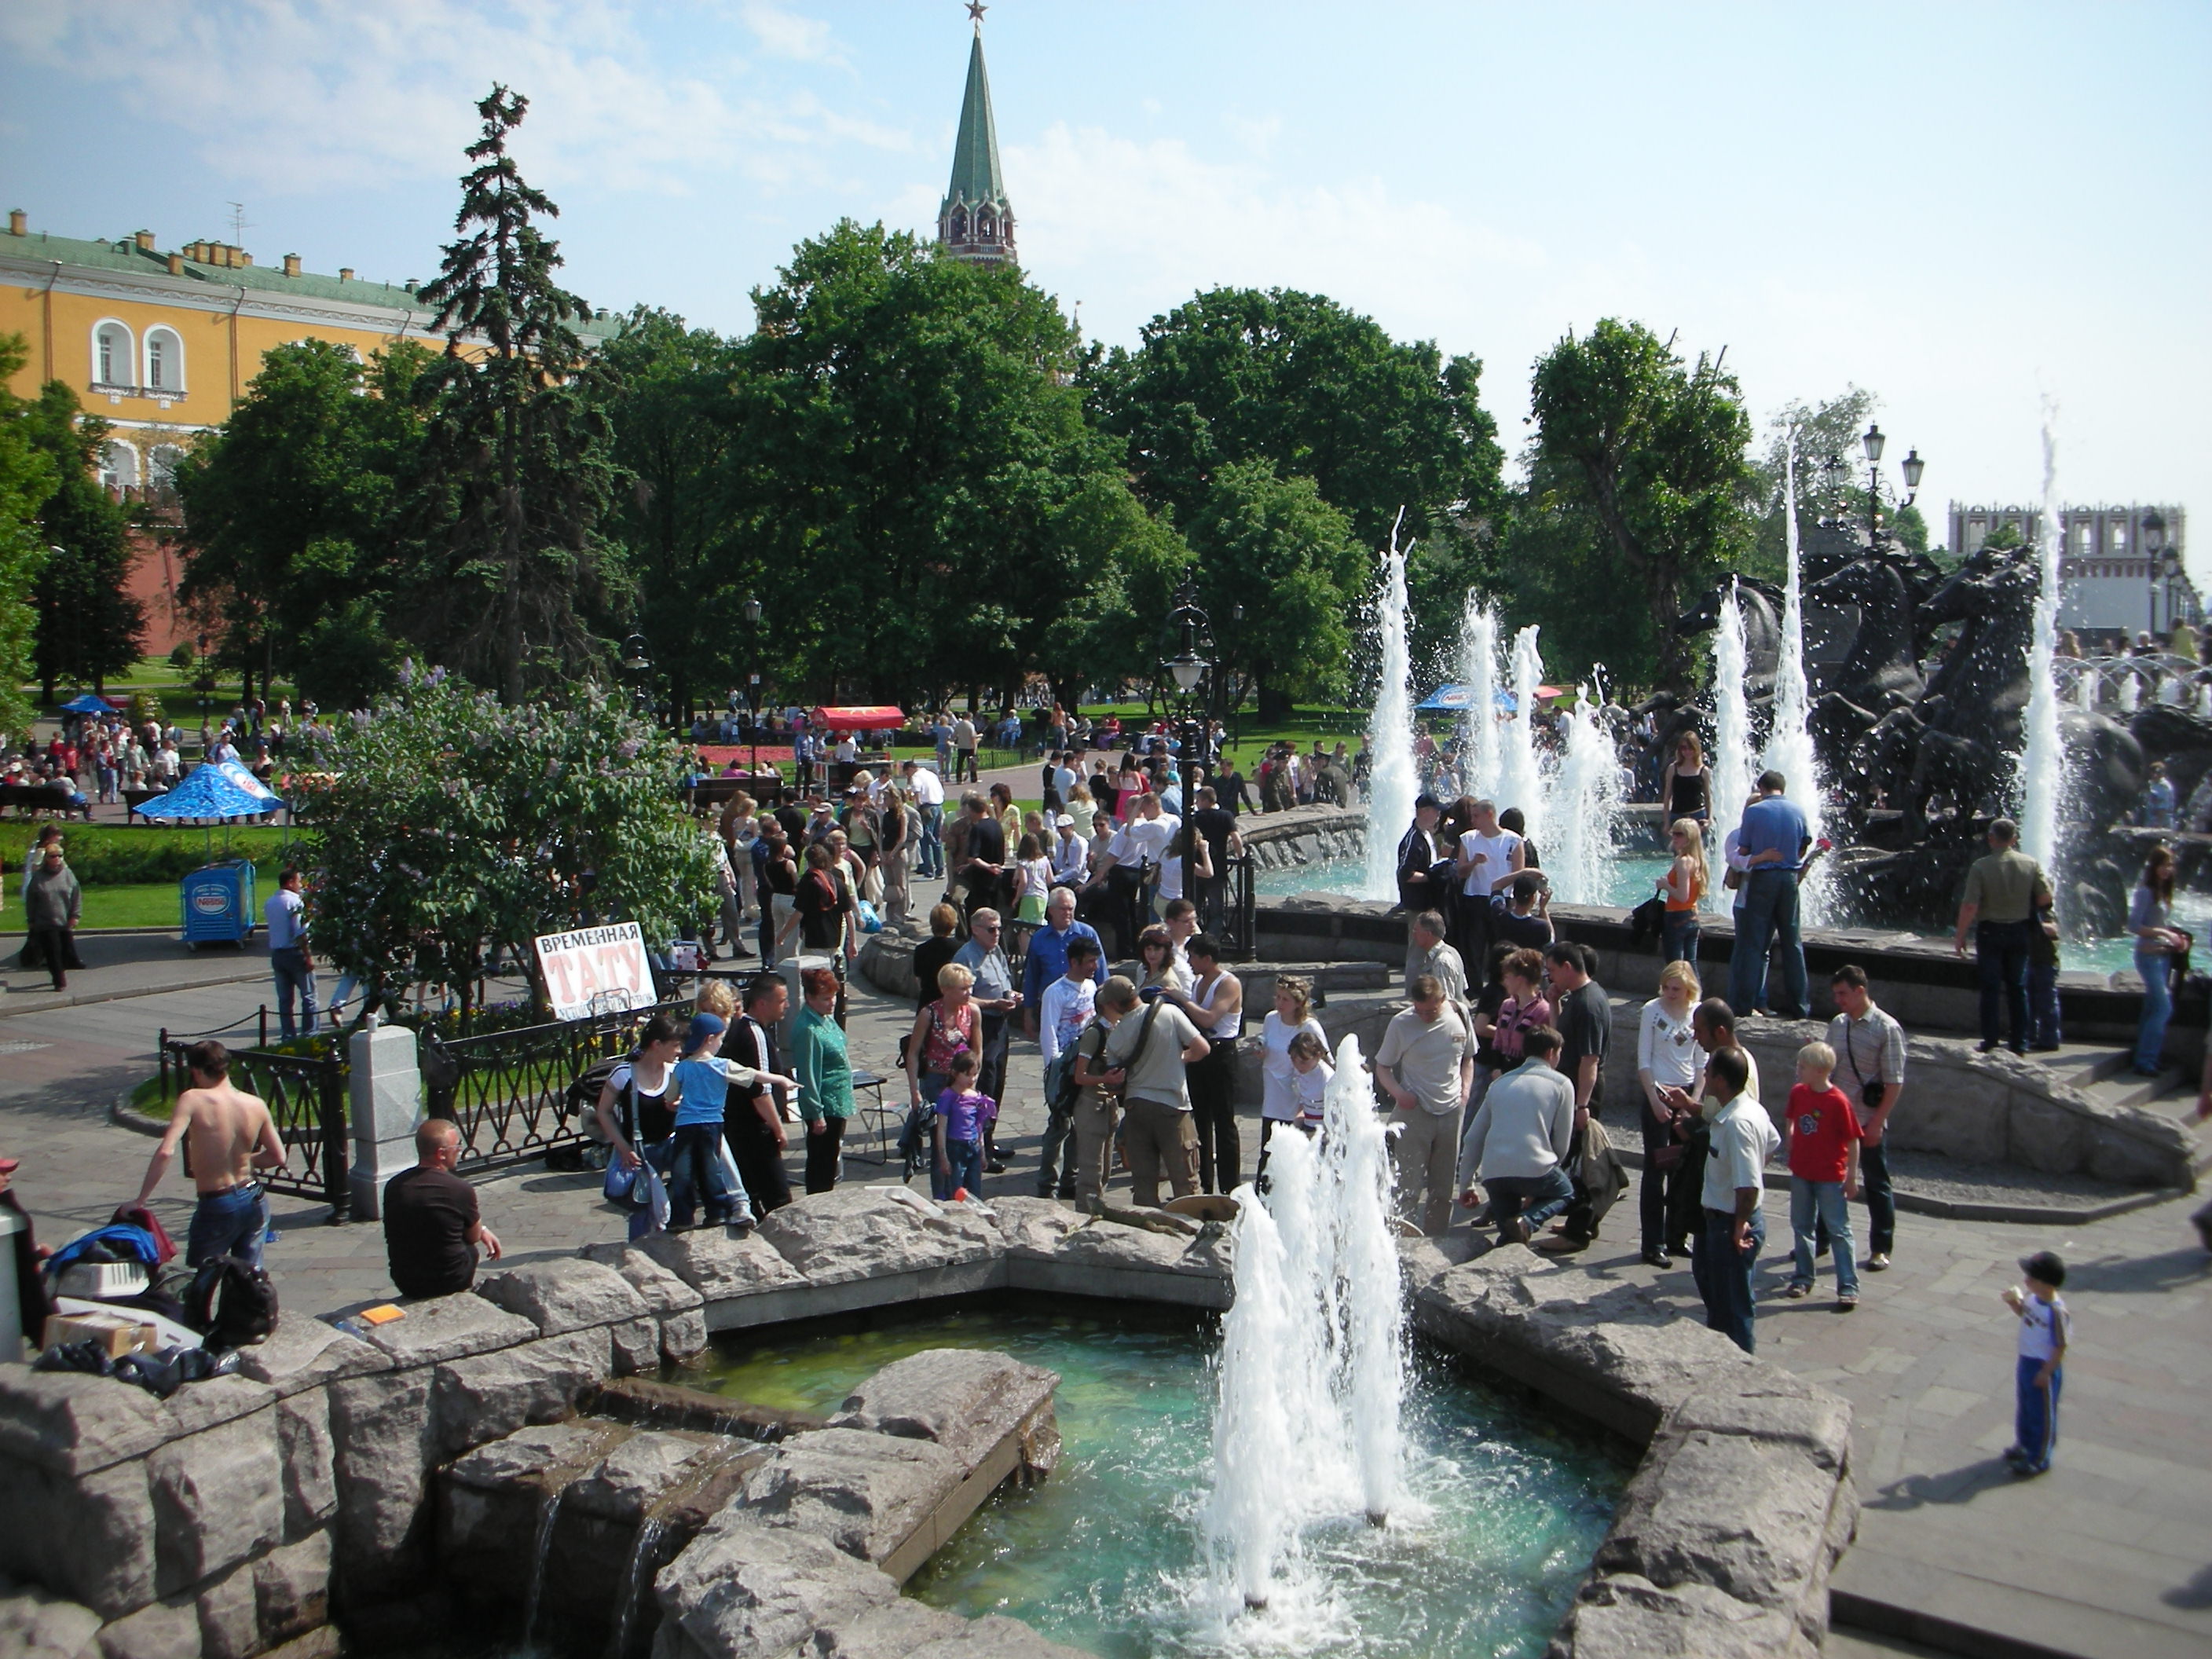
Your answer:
[186,1253,279,1348]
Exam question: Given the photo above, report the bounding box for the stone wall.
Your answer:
[1408,1246,1858,1659]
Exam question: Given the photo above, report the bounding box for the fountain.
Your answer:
[2018,401,2067,881]
[1502,624,1548,854]
[1763,434,1830,922]
[1710,582,1760,899]
[1362,511,1420,901]
[1207,1033,1405,1613]
[1549,680,1624,906]
[1459,594,1504,803]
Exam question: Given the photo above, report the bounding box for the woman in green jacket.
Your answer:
[792,966,854,1193]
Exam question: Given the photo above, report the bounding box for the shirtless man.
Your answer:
[135,1040,286,1268]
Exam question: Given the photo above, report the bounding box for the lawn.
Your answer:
[2,822,297,931]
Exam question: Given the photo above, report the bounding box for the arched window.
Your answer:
[950,208,969,240]
[97,441,140,496]
[976,210,994,239]
[93,320,134,388]
[147,444,185,503]
[145,326,185,394]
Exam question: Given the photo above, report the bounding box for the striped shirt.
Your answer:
[1826,1005,1906,1092]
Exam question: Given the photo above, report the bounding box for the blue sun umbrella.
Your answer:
[59,693,120,715]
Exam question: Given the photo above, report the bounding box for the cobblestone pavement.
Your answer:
[2,939,2207,1658]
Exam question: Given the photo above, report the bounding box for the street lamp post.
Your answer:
[2141,511,2170,638]
[1858,423,1925,557]
[621,633,654,724]
[743,595,764,779]
[1159,577,1214,792]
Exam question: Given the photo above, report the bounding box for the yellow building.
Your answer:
[0,208,614,497]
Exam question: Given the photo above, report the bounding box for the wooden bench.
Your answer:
[0,783,86,819]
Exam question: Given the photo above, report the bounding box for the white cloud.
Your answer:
[742,1,844,65]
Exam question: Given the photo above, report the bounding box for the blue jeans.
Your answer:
[1693,1205,1764,1353]
[2134,947,2174,1071]
[1661,910,1700,967]
[1977,920,2034,1049]
[935,1136,984,1200]
[2029,960,2062,1049]
[1730,870,1806,1017]
[271,947,317,1040]
[2013,1356,2061,1470]
[1485,1167,1573,1245]
[186,1183,270,1269]
[1789,1177,1859,1295]
[667,1122,748,1228]
[918,803,945,877]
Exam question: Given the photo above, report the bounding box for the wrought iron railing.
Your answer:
[419,998,695,1177]
[158,1022,350,1221]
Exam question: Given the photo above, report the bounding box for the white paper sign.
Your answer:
[533,922,655,1021]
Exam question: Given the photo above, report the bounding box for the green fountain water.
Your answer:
[690,1305,1622,1658]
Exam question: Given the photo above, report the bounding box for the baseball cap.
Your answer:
[1055,813,1075,827]
[2018,1251,2066,1287]
[684,1012,727,1052]
[1415,793,1444,811]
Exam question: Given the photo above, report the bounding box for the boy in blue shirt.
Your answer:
[668,1013,797,1231]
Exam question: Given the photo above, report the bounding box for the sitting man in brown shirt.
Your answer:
[383,1120,501,1298]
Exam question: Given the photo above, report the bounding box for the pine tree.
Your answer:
[408,85,620,703]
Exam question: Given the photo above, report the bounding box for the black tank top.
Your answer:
[1668,767,1709,819]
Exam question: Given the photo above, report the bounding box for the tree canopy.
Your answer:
[0,334,57,738]
[20,379,140,701]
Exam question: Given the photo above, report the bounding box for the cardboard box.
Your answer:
[42,1309,159,1359]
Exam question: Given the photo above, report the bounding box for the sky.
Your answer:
[4,1,2208,570]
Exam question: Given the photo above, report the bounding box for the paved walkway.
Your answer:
[1,936,2207,1658]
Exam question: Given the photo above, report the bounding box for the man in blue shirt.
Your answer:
[1020,886,1104,1020]
[1727,771,1812,1019]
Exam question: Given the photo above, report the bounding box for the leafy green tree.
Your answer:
[406,85,622,704]
[292,667,715,1015]
[1527,319,1753,690]
[1181,460,1364,713]
[724,220,1160,709]
[175,339,427,705]
[22,382,141,699]
[0,335,57,737]
[1494,487,1663,689]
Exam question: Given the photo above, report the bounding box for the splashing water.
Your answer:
[1207,1035,1405,1621]
[1363,511,1420,902]
[1459,595,1503,803]
[1763,433,1829,922]
[1548,682,1624,906]
[1501,625,1547,851]
[1710,581,1760,909]
[2018,401,2067,888]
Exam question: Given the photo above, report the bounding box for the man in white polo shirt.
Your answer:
[902,760,947,880]
[1694,1045,1780,1354]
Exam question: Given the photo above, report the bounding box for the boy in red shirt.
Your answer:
[1782,1039,1862,1309]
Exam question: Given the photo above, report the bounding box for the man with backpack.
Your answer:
[134,1040,286,1269]
[1098,975,1210,1207]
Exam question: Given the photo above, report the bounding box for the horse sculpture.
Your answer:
[1807,547,1943,709]
[1677,577,1785,697]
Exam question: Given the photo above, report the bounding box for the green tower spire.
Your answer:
[937,16,1015,266]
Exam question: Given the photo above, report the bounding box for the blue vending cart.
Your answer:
[181,860,258,949]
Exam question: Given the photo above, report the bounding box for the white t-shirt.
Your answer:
[1052,833,1089,884]
[1290,1060,1333,1127]
[1120,813,1180,870]
[1039,976,1097,1069]
[1637,999,1707,1094]
[906,767,944,807]
[264,888,308,950]
[1261,1012,1328,1121]
[2015,1293,2071,1362]
[1053,765,1078,800]
[953,719,977,749]
[1701,1093,1782,1210]
[1458,830,1523,897]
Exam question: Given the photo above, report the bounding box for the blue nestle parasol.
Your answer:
[1417,684,1522,713]
[60,693,120,714]
[137,760,286,822]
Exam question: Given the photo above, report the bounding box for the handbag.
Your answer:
[856,898,883,933]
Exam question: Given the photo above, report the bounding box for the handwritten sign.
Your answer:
[533,923,655,1021]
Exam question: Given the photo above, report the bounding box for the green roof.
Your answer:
[4,228,617,340]
[941,29,1009,213]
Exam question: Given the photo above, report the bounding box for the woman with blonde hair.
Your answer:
[1634,957,1706,1267]
[1661,731,1712,829]
[1257,976,1327,1174]
[1657,817,1709,965]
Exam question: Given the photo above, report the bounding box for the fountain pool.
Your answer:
[689,1305,1621,1659]
[1256,852,1675,910]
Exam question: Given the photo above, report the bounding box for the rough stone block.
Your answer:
[623,1229,807,1300]
[610,1315,660,1375]
[353,1292,537,1368]
[2085,1119,2190,1187]
[148,1408,284,1594]
[1594,1426,1842,1613]
[258,1632,339,1659]
[1663,1375,1851,1473]
[660,1308,709,1363]
[1889,1070,2010,1164]
[827,1349,1058,1477]
[0,1452,159,1619]
[562,1428,724,1522]
[233,1320,386,1397]
[0,1368,168,1476]
[1551,1573,1810,1659]
[192,1561,255,1659]
[441,1423,634,1564]
[252,1530,331,1647]
[475,1258,652,1335]
[755,1188,1000,1285]
[2005,1095,2089,1174]
[738,1427,967,1566]
[325,1368,434,1601]
[651,1513,898,1659]
[814,1599,1090,1658]
[987,1197,1087,1257]
[430,1328,610,1459]
[93,1597,200,1659]
[275,1392,336,1540]
[580,1241,708,1313]
[0,1583,103,1659]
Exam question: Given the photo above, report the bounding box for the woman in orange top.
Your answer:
[1657,817,1708,967]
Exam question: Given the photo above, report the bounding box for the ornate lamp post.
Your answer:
[1160,577,1214,789]
[742,595,764,776]
[1859,423,1925,556]
[2141,511,2170,637]
[621,633,654,723]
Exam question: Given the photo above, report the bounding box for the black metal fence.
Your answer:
[158,1022,350,1221]
[1216,853,1258,960]
[419,998,694,1177]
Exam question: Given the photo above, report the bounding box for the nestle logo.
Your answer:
[191,888,229,915]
